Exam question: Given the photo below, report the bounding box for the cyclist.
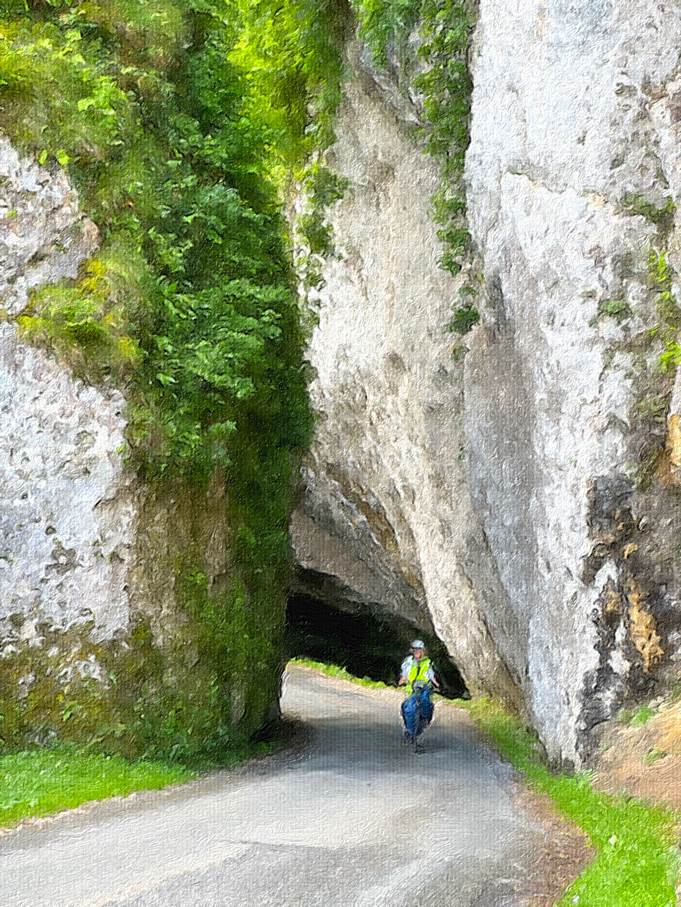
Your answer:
[399,640,440,750]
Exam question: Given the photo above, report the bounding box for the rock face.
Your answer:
[291,43,521,713]
[0,138,132,646]
[464,0,681,764]
[292,6,681,765]
[0,140,272,753]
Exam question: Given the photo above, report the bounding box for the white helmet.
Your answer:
[410,639,426,650]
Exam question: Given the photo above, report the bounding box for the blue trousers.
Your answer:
[401,688,434,738]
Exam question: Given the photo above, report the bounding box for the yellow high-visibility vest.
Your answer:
[406,656,432,695]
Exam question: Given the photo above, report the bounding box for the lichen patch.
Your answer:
[626,581,664,673]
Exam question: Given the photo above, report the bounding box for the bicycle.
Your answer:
[401,680,435,752]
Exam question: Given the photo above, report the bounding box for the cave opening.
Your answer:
[285,592,468,698]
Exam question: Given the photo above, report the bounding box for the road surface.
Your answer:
[0,665,561,906]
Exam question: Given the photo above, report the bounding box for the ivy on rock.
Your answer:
[0,0,320,759]
[351,0,477,341]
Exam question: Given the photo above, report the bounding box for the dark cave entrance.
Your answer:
[285,592,468,698]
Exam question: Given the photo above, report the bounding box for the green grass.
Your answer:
[454,697,680,907]
[0,747,192,828]
[288,657,395,690]
[0,734,287,827]
[619,705,657,728]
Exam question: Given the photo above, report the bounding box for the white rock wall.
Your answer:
[466,0,681,763]
[0,329,135,643]
[294,5,681,765]
[291,46,520,705]
[0,139,135,647]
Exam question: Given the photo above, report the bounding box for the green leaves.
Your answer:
[18,250,142,379]
[352,0,421,65]
[298,163,348,258]
[233,0,345,170]
[646,248,681,374]
[659,341,681,373]
[448,303,479,335]
[2,1,311,484]
[351,0,474,277]
[4,3,312,760]
[416,0,474,276]
[0,18,129,163]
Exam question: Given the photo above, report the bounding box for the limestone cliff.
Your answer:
[0,141,282,757]
[0,138,130,645]
[292,3,681,766]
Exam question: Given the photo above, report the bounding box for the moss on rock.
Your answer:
[0,475,287,764]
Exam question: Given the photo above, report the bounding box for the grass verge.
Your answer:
[287,657,395,690]
[0,747,192,828]
[453,696,680,907]
[0,736,284,829]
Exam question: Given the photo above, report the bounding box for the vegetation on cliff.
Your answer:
[0,0,323,760]
[351,0,477,336]
[1,0,311,481]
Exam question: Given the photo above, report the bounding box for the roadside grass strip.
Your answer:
[455,697,680,907]
[0,724,290,828]
[0,748,192,828]
[287,657,395,690]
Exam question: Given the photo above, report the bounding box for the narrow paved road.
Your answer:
[1,666,558,906]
